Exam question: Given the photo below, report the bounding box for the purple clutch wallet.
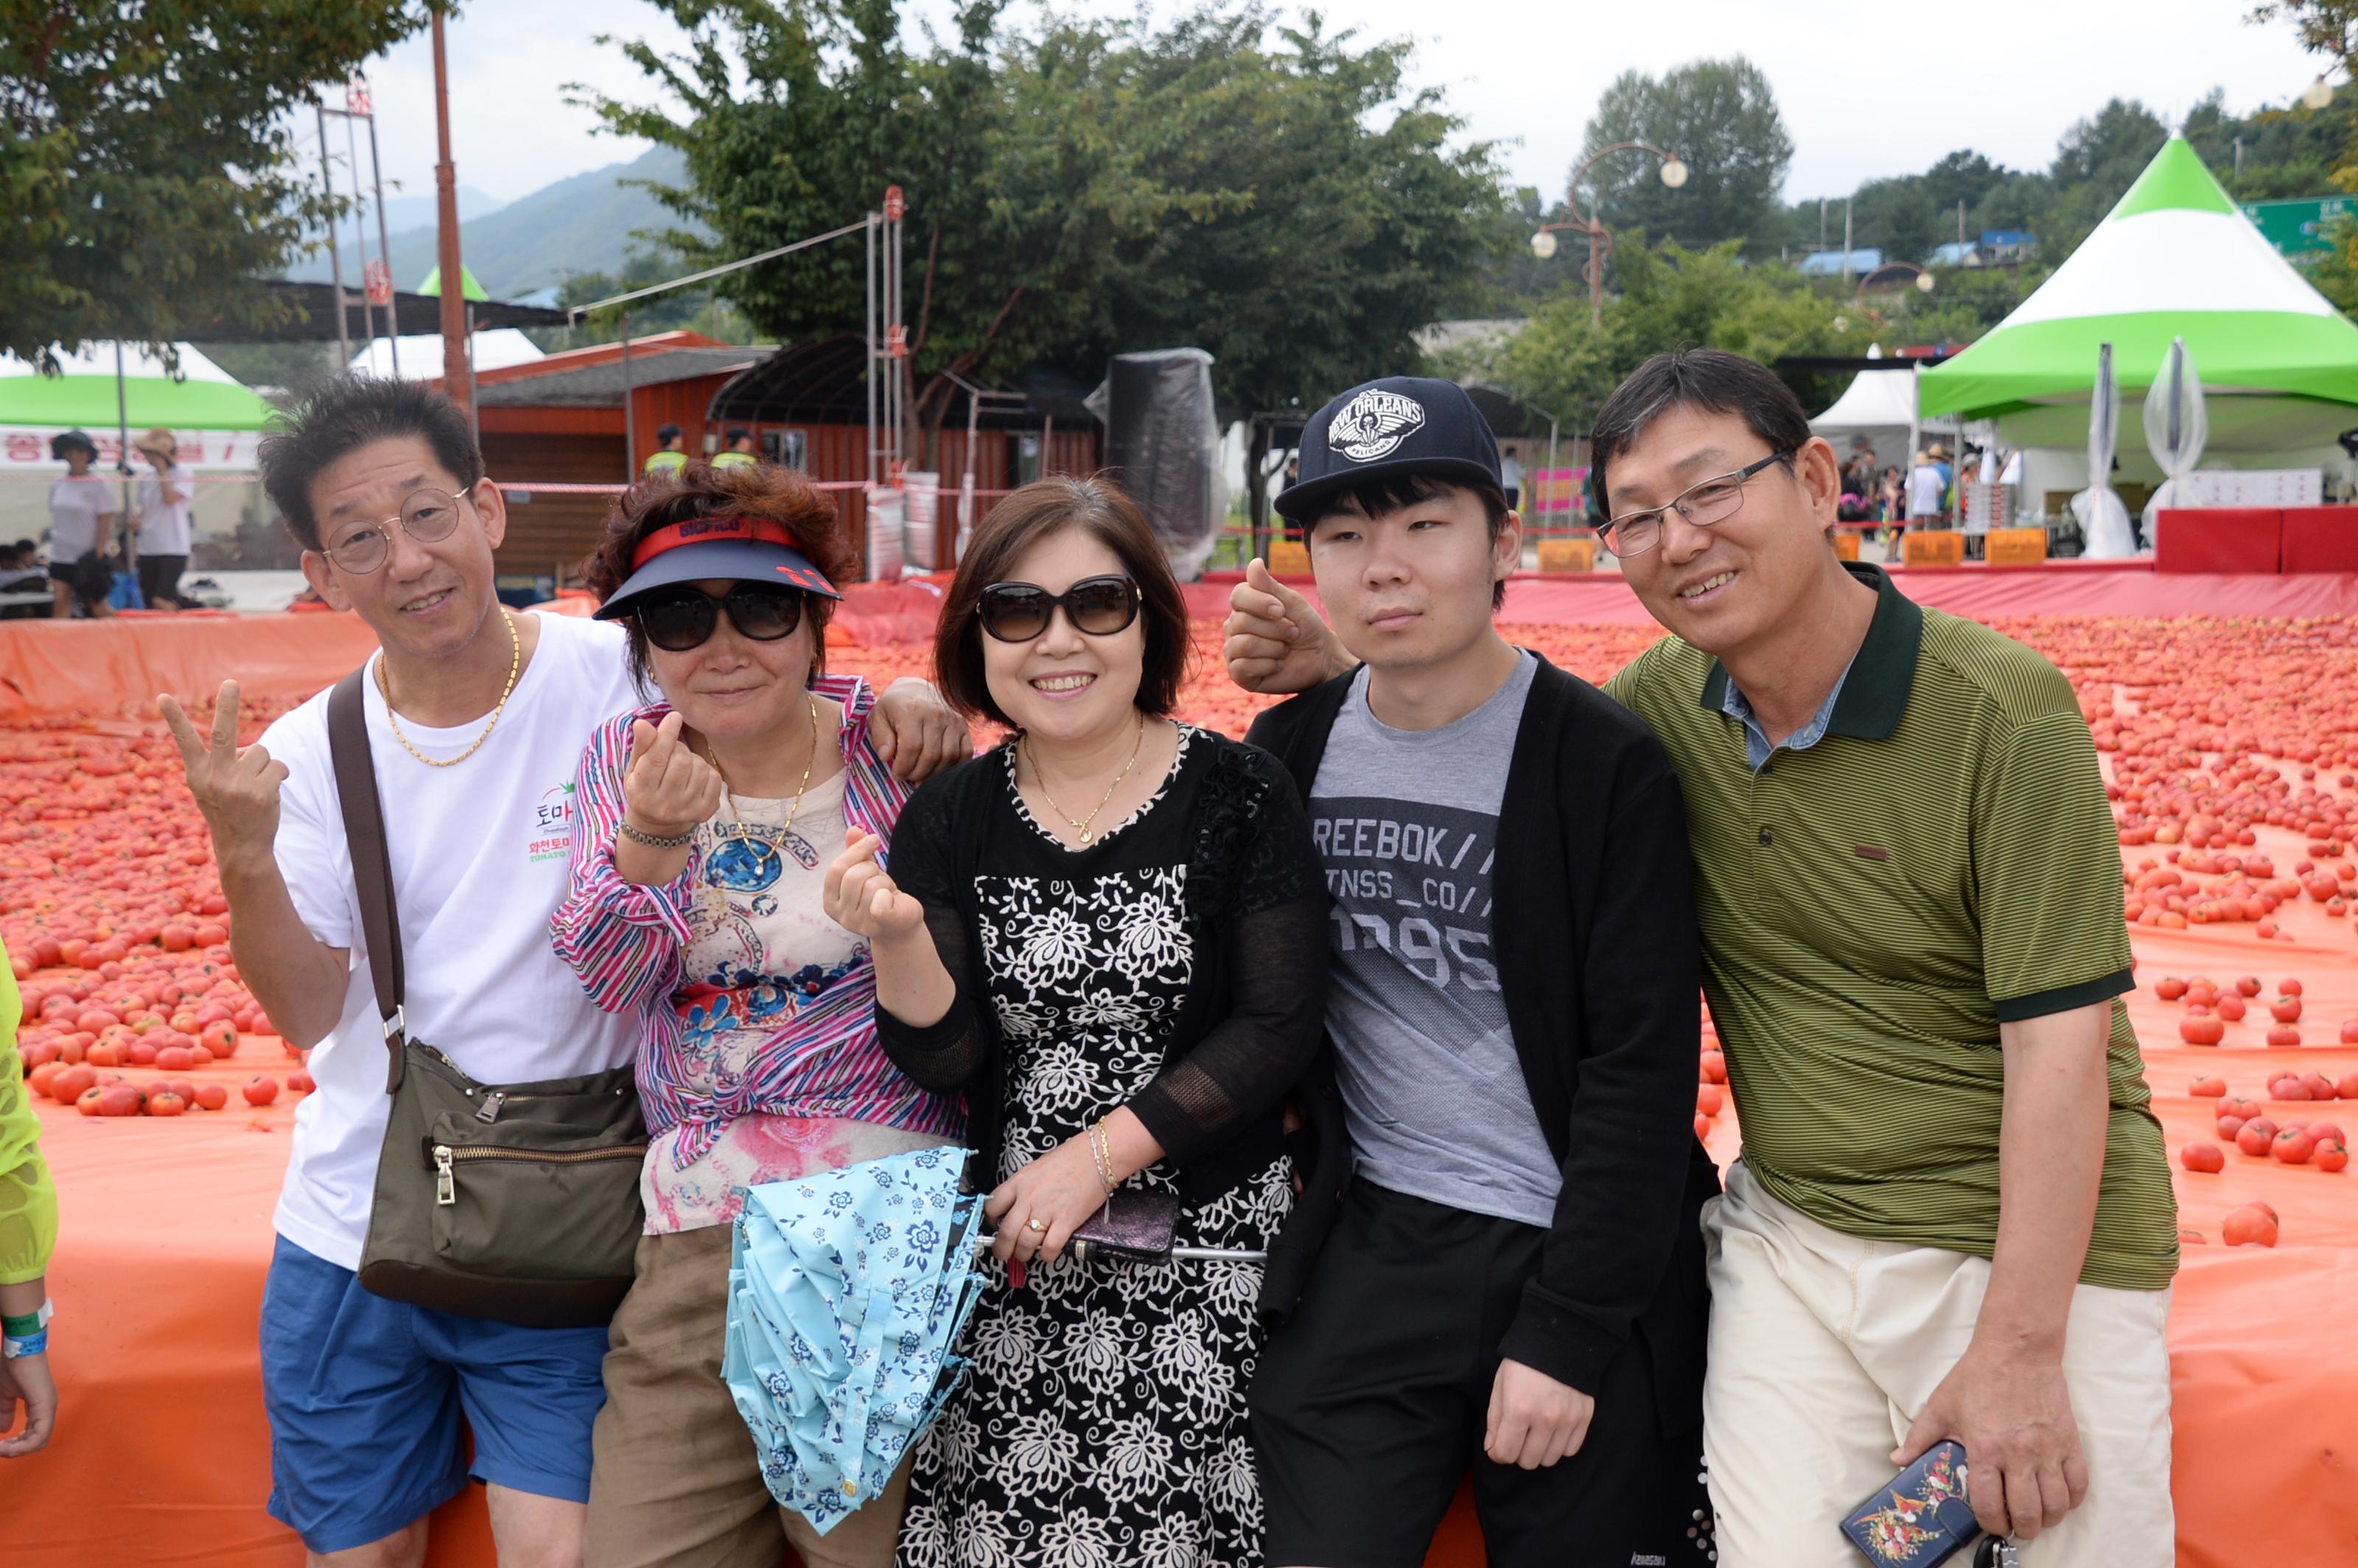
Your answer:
[1068,1187,1182,1264]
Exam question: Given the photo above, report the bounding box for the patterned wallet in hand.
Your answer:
[1839,1442,1987,1566]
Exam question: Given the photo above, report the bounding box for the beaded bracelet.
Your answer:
[618,819,696,850]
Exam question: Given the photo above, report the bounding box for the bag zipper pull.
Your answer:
[475,1091,505,1124]
[434,1144,456,1205]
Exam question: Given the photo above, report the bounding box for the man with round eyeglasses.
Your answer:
[157,375,969,1568]
[1225,349,2176,1566]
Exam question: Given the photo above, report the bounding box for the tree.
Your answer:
[1489,236,1868,428]
[582,1,1507,466]
[1578,57,1792,252]
[1,1,430,369]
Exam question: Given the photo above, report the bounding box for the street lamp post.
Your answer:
[1531,141,1688,327]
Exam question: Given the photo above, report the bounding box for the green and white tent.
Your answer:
[1919,138,2358,452]
[0,340,275,454]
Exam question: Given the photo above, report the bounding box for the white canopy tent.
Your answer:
[1809,347,1957,472]
[348,329,545,381]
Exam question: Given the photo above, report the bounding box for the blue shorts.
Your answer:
[259,1234,612,1553]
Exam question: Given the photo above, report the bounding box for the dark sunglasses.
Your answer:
[976,574,1141,643]
[636,583,805,652]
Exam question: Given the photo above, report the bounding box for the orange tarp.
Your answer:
[0,612,378,724]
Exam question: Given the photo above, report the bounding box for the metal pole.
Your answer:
[1957,198,1966,259]
[113,342,136,585]
[865,213,878,487]
[430,11,471,416]
[316,105,351,371]
[620,312,635,478]
[343,111,381,357]
[366,107,400,379]
[1844,200,1854,286]
[890,197,905,483]
[1589,214,1605,329]
[465,302,479,451]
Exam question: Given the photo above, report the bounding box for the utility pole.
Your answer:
[1957,198,1967,259]
[1844,200,1854,285]
[1819,197,1827,251]
[365,102,399,378]
[430,10,472,416]
[315,105,350,370]
[342,108,381,355]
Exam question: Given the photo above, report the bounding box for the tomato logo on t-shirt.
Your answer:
[528,782,576,863]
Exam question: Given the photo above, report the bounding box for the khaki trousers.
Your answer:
[586,1225,911,1568]
[1701,1161,2174,1568]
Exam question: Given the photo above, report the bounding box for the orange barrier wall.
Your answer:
[0,613,379,724]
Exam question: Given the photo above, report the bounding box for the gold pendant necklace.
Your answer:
[703,693,823,852]
[1026,716,1149,845]
[378,608,522,768]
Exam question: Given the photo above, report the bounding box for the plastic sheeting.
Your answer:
[0,612,379,724]
[2142,337,2209,543]
[2076,342,2141,559]
[1086,349,1225,581]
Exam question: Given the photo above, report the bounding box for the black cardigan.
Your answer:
[1246,654,1718,1416]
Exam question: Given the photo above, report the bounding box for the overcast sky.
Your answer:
[349,0,2333,208]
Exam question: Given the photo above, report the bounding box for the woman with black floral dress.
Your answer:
[825,477,1329,1568]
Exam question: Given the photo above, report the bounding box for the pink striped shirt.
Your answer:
[549,674,963,1175]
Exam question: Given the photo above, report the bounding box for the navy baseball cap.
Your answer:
[1274,377,1503,522]
[595,513,843,620]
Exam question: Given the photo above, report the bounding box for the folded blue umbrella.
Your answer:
[724,1145,987,1533]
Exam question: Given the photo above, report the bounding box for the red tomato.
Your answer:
[241,1075,280,1106]
[2155,976,2188,1001]
[2218,1114,2247,1140]
[2237,1119,2280,1156]
[2180,1142,2225,1173]
[2274,1127,2317,1164]
[96,1084,142,1118]
[147,1090,186,1118]
[2236,976,2264,997]
[1698,1049,1727,1085]
[2339,1072,2358,1102]
[192,1082,228,1111]
[2270,1074,2312,1101]
[2270,995,2303,1023]
[2267,1025,2303,1047]
[1693,1113,1711,1141]
[2222,1096,2262,1120]
[2188,1076,2227,1097]
[287,1068,315,1093]
[2317,1138,2349,1174]
[153,1045,194,1072]
[2216,995,2248,1022]
[2278,978,2304,996]
[76,1086,105,1117]
[200,1020,237,1054]
[2222,1203,2280,1248]
[2180,1015,2226,1046]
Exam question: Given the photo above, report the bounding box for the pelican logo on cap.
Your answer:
[1329,388,1427,463]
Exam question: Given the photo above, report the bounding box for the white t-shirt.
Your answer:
[47,475,116,561]
[259,612,644,1270]
[136,465,195,556]
[1906,463,1947,516]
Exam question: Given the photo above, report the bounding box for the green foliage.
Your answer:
[1486,238,1869,425]
[578,1,1506,432]
[0,0,431,368]
[1580,57,1792,253]
[524,251,758,351]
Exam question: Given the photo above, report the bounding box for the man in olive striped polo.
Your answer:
[1223,349,2177,1566]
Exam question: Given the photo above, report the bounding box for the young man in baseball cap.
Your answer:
[1240,376,1713,1566]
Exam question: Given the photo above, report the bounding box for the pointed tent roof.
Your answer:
[415,263,489,303]
[0,341,276,429]
[1810,344,1918,432]
[1918,138,2358,448]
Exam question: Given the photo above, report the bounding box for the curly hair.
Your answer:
[582,461,858,693]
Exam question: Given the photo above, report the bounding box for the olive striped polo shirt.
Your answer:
[1608,565,2177,1290]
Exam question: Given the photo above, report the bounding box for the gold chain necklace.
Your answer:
[702,693,822,852]
[1025,715,1149,846]
[377,608,521,768]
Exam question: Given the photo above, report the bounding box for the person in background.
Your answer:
[848,475,1330,1568]
[645,424,690,478]
[711,429,758,471]
[1,940,61,1457]
[551,463,964,1568]
[46,430,116,620]
[1497,444,1525,512]
[1905,449,1947,533]
[133,428,194,610]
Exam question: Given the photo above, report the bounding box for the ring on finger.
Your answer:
[1026,1217,1048,1233]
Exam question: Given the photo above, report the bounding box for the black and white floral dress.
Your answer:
[876,726,1330,1568]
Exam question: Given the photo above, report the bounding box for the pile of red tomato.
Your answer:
[4,704,309,1119]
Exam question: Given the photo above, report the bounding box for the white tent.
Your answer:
[348,329,545,382]
[1810,346,1931,471]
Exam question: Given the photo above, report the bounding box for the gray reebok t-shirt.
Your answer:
[1308,651,1561,1227]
